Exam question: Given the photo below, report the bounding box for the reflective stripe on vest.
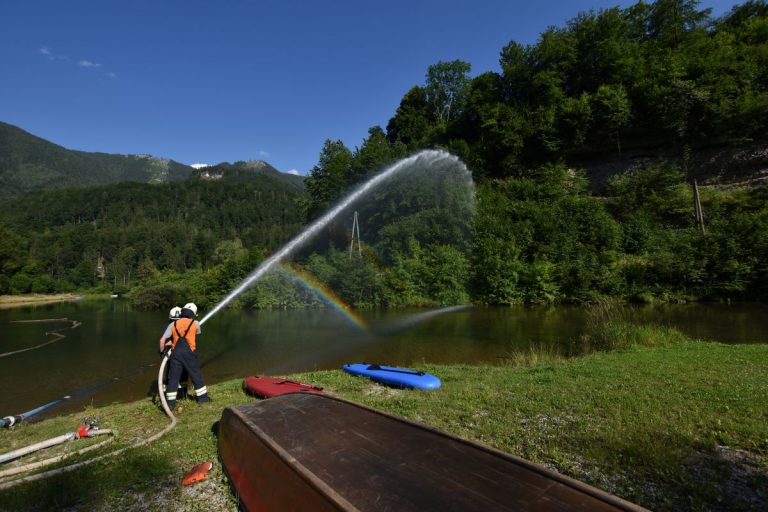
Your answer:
[172,318,198,351]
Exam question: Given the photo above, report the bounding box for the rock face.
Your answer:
[688,141,768,187]
[192,161,305,190]
[571,138,768,190]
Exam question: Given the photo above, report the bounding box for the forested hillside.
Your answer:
[1,0,767,308]
[0,121,193,198]
[380,0,768,179]
[0,173,305,300]
[301,0,768,305]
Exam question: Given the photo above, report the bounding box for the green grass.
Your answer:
[0,329,766,511]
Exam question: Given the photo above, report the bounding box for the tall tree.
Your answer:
[499,41,532,105]
[568,8,636,92]
[350,127,401,186]
[304,139,353,217]
[425,60,472,125]
[593,83,631,154]
[648,0,712,46]
[386,86,432,146]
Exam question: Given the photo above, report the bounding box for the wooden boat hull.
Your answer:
[218,393,647,512]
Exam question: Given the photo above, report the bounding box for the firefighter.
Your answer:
[159,306,189,400]
[160,302,211,407]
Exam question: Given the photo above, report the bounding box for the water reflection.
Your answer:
[0,300,765,420]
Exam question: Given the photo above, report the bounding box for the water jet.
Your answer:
[200,150,473,325]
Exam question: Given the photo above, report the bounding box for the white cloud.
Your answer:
[287,169,300,175]
[39,46,68,61]
[258,150,270,158]
[41,47,113,76]
[190,163,210,169]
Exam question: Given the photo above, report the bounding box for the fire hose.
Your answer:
[0,349,177,490]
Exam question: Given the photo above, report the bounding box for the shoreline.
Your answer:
[0,337,765,511]
[0,293,83,309]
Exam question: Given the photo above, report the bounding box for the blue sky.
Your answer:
[0,1,741,175]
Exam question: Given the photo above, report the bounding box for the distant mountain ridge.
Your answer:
[0,121,302,198]
[194,160,304,190]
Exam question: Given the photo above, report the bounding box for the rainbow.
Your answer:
[277,264,368,331]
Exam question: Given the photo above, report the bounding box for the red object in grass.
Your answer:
[75,424,90,439]
[183,461,213,486]
[243,376,324,398]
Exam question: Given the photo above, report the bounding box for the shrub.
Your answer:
[129,283,189,311]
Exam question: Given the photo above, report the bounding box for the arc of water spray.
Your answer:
[200,150,468,325]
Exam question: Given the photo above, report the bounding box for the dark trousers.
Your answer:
[166,339,208,405]
[163,370,188,399]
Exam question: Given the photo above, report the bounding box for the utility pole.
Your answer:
[692,179,705,236]
[349,211,361,258]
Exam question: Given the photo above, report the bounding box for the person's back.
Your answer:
[159,306,190,401]
[164,302,210,407]
[171,315,199,351]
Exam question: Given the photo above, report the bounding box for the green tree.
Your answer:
[425,60,472,125]
[568,7,636,92]
[386,87,432,146]
[559,93,593,149]
[10,273,32,294]
[648,0,711,47]
[593,84,631,154]
[349,126,403,187]
[213,238,248,264]
[136,257,159,281]
[0,226,26,274]
[499,41,532,105]
[304,140,353,218]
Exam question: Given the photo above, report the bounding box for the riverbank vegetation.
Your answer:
[0,323,765,511]
[1,0,768,309]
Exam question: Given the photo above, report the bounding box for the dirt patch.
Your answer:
[180,470,237,511]
[0,294,80,309]
[685,445,768,510]
[571,138,768,190]
[362,384,405,399]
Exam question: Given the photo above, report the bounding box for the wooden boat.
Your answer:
[218,393,647,512]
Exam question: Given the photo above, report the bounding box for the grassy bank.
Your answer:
[0,334,766,511]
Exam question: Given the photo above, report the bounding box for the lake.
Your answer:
[0,300,765,420]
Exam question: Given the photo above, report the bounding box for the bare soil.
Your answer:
[0,294,78,309]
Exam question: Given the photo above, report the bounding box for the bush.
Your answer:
[129,283,189,311]
[31,275,56,294]
[9,273,32,294]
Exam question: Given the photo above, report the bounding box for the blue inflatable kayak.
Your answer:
[342,363,441,390]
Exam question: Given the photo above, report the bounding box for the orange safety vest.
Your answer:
[172,318,198,351]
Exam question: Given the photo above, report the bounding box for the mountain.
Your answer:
[195,160,305,191]
[0,121,195,198]
[0,121,306,198]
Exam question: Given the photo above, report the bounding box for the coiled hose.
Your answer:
[0,349,177,490]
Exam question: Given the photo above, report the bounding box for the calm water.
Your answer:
[0,300,765,420]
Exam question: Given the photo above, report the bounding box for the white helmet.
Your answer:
[169,306,182,319]
[183,302,198,316]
